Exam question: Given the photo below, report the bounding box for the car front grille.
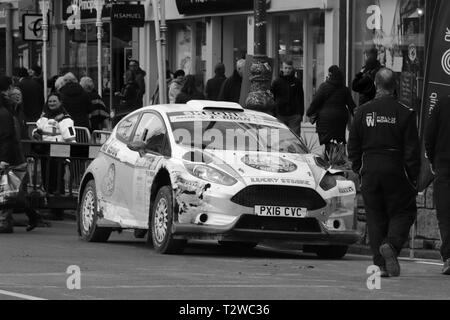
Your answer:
[234,215,322,233]
[231,185,326,210]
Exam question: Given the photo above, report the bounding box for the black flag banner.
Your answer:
[418,0,450,192]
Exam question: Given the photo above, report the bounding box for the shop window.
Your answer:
[352,0,426,111]
[170,21,207,92]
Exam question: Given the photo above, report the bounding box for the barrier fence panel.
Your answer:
[21,140,101,210]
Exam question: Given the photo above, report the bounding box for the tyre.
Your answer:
[151,186,186,254]
[218,241,258,250]
[79,180,112,242]
[313,245,348,259]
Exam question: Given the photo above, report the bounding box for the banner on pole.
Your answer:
[418,0,450,191]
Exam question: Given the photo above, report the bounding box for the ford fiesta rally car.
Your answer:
[77,101,360,258]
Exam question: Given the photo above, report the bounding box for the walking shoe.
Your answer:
[379,243,401,277]
[443,259,450,275]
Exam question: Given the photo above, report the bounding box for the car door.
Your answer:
[109,113,142,227]
[130,112,170,225]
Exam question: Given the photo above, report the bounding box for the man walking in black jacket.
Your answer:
[348,68,420,277]
[271,60,304,135]
[425,96,450,275]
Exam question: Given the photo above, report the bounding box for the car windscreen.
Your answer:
[168,111,308,154]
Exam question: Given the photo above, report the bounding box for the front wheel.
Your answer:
[151,186,186,254]
[78,180,111,242]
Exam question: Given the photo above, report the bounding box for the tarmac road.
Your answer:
[0,218,449,301]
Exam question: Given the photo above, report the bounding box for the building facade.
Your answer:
[139,0,345,115]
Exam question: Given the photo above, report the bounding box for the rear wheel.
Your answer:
[79,180,111,242]
[218,241,258,250]
[311,245,348,259]
[151,186,186,254]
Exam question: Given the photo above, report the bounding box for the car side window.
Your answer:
[133,113,169,155]
[116,114,139,142]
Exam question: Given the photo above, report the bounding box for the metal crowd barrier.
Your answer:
[21,140,102,210]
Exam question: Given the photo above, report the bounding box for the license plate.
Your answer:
[255,205,307,218]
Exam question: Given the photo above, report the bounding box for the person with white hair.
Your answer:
[218,59,246,104]
[58,72,93,130]
[80,76,109,130]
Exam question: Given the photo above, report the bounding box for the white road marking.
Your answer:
[0,289,47,300]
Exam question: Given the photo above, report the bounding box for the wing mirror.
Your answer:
[127,141,147,157]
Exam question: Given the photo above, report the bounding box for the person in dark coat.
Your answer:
[113,70,140,126]
[425,95,450,275]
[59,73,93,130]
[80,77,110,131]
[17,67,44,122]
[0,78,19,233]
[271,60,304,135]
[0,76,46,233]
[348,68,420,278]
[129,60,146,108]
[352,47,382,106]
[307,65,356,154]
[175,75,205,104]
[218,59,245,103]
[206,63,226,101]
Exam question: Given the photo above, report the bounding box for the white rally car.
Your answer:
[77,101,360,258]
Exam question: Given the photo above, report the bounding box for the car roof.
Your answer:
[136,101,278,120]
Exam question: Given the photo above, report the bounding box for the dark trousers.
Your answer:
[361,157,417,267]
[434,167,450,261]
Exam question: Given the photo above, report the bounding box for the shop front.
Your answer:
[52,0,143,109]
[141,0,343,111]
[349,0,433,115]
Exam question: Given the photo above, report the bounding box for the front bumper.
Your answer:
[173,214,361,245]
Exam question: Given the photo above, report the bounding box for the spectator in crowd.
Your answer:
[17,67,44,122]
[0,76,46,232]
[29,65,44,88]
[168,69,185,104]
[59,73,92,130]
[128,60,146,108]
[175,75,205,104]
[114,70,140,126]
[48,75,60,96]
[80,76,109,131]
[425,95,450,275]
[271,59,304,135]
[206,63,226,101]
[218,59,245,103]
[35,93,76,143]
[34,93,76,221]
[7,86,28,139]
[352,47,382,106]
[54,76,67,92]
[348,68,420,277]
[0,76,21,233]
[307,65,356,155]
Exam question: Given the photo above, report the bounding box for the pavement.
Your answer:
[0,215,449,300]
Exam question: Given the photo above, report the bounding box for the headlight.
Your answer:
[184,162,238,186]
[319,173,346,191]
